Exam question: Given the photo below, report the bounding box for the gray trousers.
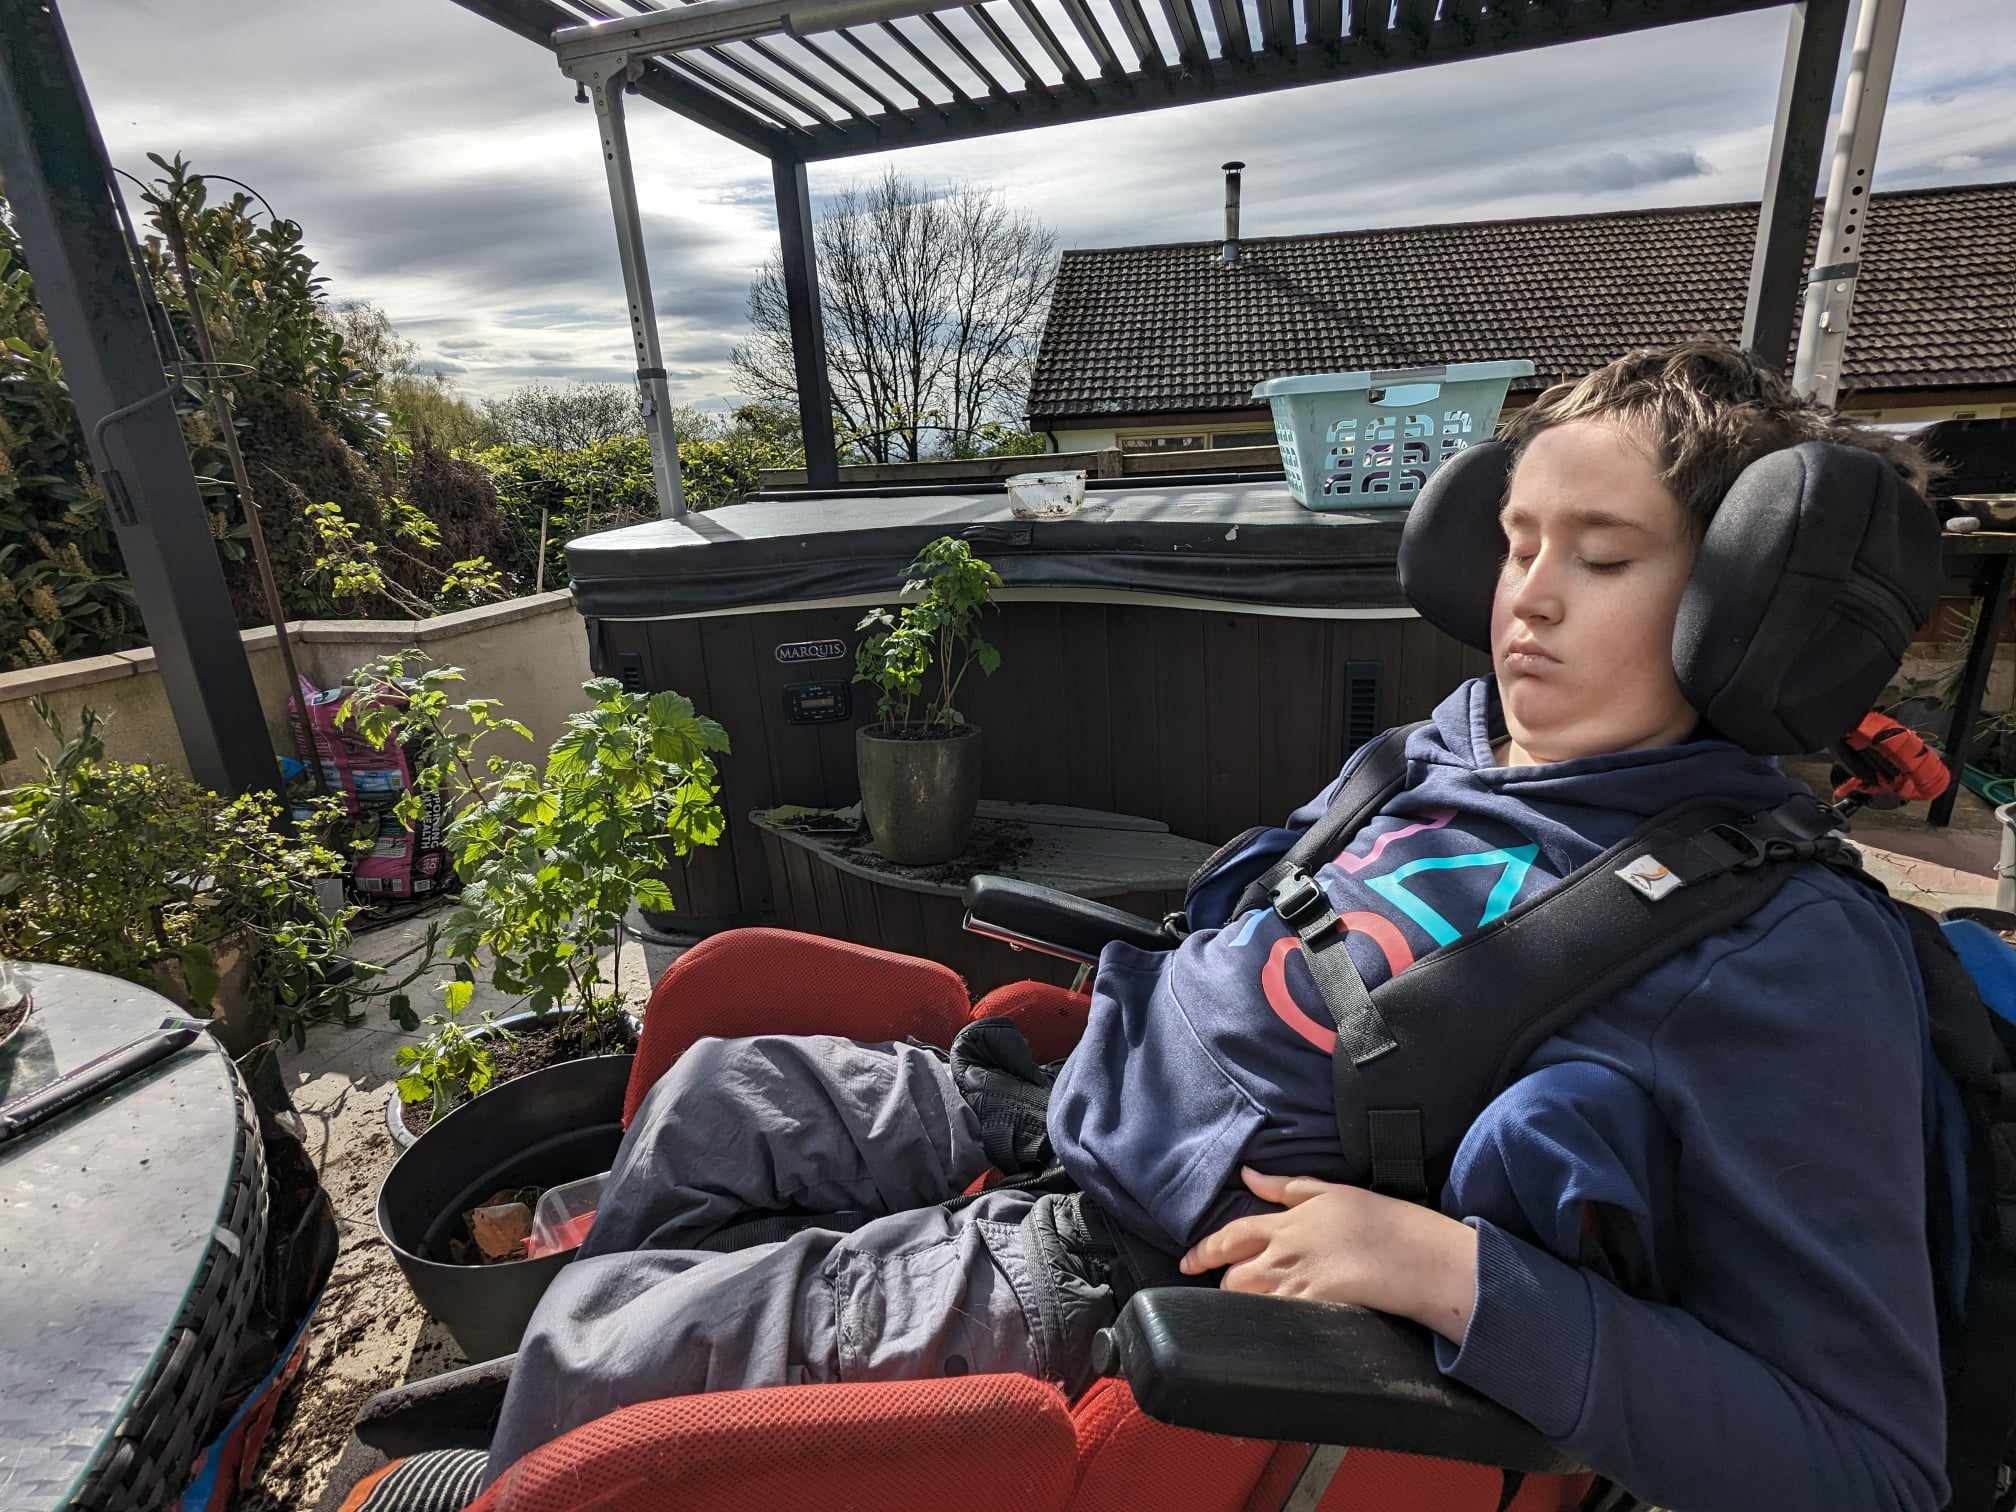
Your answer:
[484,1035,1121,1483]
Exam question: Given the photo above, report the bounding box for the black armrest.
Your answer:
[1094,1288,1582,1475]
[962,875,1182,964]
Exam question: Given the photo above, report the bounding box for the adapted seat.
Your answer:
[329,927,1593,1512]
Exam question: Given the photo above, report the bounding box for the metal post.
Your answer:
[1740,0,1850,370]
[1794,0,1907,406]
[0,0,279,797]
[772,156,841,487]
[572,58,687,518]
[1933,552,2013,827]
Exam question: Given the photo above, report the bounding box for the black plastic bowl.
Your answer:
[378,1053,632,1363]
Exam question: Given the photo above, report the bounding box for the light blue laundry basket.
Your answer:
[1254,360,1534,511]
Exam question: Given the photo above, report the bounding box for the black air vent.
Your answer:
[1343,661,1382,756]
[618,653,646,694]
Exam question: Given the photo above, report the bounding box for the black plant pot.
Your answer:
[378,1053,632,1363]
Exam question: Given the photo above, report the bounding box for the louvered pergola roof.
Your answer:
[448,0,1871,504]
[454,0,1792,160]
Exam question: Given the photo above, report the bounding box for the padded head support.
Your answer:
[1397,440,1513,655]
[1398,438,1942,755]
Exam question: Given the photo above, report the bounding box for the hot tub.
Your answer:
[567,478,1484,936]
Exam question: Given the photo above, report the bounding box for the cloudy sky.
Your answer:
[58,0,2016,411]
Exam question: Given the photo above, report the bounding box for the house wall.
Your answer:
[1051,406,1279,455]
[0,591,594,787]
[1042,389,2016,454]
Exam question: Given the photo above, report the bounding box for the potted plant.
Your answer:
[853,536,1003,865]
[342,653,730,1360]
[341,655,728,1131]
[0,701,419,1057]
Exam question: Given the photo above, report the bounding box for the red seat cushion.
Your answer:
[1067,1377,1275,1511]
[472,1375,1079,1512]
[970,979,1093,1064]
[624,929,972,1126]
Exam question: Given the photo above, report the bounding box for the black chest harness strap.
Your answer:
[1232,726,1854,1202]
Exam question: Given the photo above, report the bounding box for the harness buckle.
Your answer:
[1270,869,1328,926]
[1707,822,1769,869]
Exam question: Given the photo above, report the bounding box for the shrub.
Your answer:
[0,215,141,669]
[0,702,429,1047]
[340,654,731,1108]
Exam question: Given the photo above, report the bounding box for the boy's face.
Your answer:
[1490,418,1699,764]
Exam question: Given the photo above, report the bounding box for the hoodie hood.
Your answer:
[1410,679,1806,873]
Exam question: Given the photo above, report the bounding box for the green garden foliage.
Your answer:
[471,421,798,589]
[853,536,1003,733]
[0,702,432,1048]
[341,654,729,1110]
[0,217,140,669]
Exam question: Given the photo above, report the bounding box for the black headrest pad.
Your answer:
[1398,440,1511,655]
[1681,442,1939,754]
[1394,437,1940,755]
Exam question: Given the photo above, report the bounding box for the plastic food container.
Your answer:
[526,1170,608,1259]
[1005,470,1087,520]
[1253,360,1534,512]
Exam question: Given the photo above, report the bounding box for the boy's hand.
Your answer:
[1178,1167,1480,1345]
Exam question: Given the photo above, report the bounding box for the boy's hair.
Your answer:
[1500,339,1937,534]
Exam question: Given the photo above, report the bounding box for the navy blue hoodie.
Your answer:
[1048,678,1947,1512]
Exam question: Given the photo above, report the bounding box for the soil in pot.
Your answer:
[831,815,1036,888]
[400,1014,638,1138]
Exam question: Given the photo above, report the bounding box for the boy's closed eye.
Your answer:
[1500,549,1635,575]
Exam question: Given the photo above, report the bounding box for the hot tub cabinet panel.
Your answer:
[569,483,1485,934]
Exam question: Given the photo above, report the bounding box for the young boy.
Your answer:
[486,343,1948,1512]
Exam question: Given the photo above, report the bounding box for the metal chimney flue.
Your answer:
[1222,160,1245,266]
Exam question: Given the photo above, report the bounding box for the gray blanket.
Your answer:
[484,1034,1121,1483]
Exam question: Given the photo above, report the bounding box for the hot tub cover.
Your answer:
[564,482,1411,620]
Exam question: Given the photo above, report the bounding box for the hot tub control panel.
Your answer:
[786,680,851,725]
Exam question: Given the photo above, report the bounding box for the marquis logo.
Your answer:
[775,639,847,665]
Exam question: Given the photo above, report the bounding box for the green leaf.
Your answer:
[396,1074,432,1105]
[633,877,675,912]
[443,979,474,1015]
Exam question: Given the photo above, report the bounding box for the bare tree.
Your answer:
[325,298,418,379]
[484,381,643,451]
[734,171,1056,464]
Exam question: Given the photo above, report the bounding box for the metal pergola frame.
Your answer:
[0,0,1908,799]
[453,0,1906,517]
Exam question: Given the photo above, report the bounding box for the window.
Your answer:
[1118,433,1209,453]
[1209,430,1277,449]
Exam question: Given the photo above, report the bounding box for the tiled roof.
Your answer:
[1026,182,2016,421]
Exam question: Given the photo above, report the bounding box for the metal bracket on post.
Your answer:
[1740,0,1850,368]
[566,52,687,519]
[1794,0,1907,407]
